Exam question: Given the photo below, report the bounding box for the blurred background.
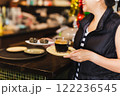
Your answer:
[0,0,119,48]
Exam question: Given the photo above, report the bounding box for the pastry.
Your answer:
[29,37,37,43]
[39,38,49,44]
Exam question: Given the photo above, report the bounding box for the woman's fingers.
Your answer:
[64,49,92,62]
[63,50,79,58]
[63,55,71,58]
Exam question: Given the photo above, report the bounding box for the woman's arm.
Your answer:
[64,25,120,73]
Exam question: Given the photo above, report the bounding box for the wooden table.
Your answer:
[0,27,72,80]
[0,45,72,80]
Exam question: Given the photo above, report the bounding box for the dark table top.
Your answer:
[0,44,71,79]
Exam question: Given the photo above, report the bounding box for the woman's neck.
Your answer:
[92,5,107,23]
[87,5,107,32]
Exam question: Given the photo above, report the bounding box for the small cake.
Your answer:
[40,38,49,44]
[29,37,37,43]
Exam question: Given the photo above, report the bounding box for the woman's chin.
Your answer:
[83,8,87,12]
[83,9,87,13]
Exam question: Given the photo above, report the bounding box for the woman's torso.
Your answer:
[71,7,120,80]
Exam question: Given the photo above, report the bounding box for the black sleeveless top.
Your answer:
[70,7,120,80]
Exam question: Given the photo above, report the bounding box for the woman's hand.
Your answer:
[64,49,95,62]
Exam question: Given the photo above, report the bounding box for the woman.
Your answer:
[64,0,120,80]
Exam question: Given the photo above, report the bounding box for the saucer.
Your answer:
[46,45,75,56]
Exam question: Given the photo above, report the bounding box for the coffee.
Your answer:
[55,39,68,52]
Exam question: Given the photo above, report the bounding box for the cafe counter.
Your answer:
[0,27,72,80]
[0,44,72,80]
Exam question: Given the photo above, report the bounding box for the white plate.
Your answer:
[25,40,54,46]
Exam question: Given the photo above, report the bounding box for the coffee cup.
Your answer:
[55,37,69,52]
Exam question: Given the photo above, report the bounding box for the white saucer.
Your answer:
[25,40,54,46]
[46,45,75,56]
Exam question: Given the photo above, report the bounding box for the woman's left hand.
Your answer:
[64,49,94,62]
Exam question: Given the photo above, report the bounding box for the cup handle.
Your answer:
[67,40,72,47]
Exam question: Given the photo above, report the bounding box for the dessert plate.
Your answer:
[25,40,54,46]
